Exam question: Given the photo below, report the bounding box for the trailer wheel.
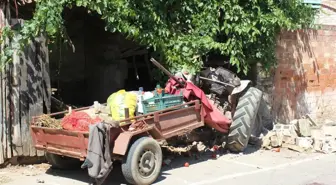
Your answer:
[45,153,81,170]
[122,137,162,185]
[227,87,262,152]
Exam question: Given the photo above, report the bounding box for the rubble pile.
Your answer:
[262,116,336,154]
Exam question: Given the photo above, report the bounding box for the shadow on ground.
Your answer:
[45,145,261,185]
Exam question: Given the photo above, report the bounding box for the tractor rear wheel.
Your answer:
[227,87,263,152]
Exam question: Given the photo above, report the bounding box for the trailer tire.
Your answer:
[227,87,262,153]
[45,153,81,170]
[122,137,162,185]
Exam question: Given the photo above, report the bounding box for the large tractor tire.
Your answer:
[227,87,263,153]
[122,137,162,185]
[45,153,81,170]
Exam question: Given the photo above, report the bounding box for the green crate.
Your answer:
[141,92,184,114]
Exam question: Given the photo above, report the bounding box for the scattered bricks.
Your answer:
[323,136,336,147]
[321,136,336,154]
[282,135,296,145]
[271,135,282,147]
[273,124,283,132]
[262,131,275,149]
[321,145,336,154]
[273,123,298,136]
[296,137,313,149]
[313,138,323,151]
[282,124,298,137]
[298,119,311,137]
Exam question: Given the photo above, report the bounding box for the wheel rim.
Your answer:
[138,150,156,178]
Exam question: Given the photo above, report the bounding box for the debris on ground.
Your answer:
[0,175,12,184]
[262,117,336,154]
[36,179,45,183]
[272,148,280,152]
[161,141,210,154]
[1,163,51,177]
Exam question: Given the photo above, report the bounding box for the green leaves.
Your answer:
[0,0,316,73]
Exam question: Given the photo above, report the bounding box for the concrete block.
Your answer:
[271,135,282,147]
[296,137,313,149]
[323,136,336,147]
[282,135,296,145]
[313,138,323,151]
[298,119,311,137]
[273,124,283,132]
[282,124,298,136]
[322,123,336,137]
[261,130,275,149]
[311,128,324,139]
[273,123,297,136]
[322,144,336,154]
[282,143,305,153]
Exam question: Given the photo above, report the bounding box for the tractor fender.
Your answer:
[231,80,251,95]
[112,125,159,156]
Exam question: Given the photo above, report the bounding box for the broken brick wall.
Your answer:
[272,26,336,123]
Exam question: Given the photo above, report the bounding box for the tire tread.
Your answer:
[227,87,262,152]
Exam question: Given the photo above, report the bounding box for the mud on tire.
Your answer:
[227,87,263,153]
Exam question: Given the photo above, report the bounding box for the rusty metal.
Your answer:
[32,103,107,119]
[199,76,235,88]
[150,58,185,87]
[30,100,203,164]
[113,125,155,155]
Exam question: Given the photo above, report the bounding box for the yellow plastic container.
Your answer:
[107,90,137,121]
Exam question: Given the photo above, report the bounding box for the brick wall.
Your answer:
[272,27,336,123]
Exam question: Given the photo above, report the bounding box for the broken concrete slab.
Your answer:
[311,127,324,139]
[322,123,336,138]
[282,143,305,153]
[296,137,313,149]
[270,132,283,147]
[282,135,296,145]
[298,119,311,137]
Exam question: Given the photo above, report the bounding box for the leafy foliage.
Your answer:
[0,0,317,73]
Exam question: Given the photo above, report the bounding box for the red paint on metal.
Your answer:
[30,100,204,160]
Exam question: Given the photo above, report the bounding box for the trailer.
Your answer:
[31,100,204,185]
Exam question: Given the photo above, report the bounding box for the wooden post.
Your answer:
[0,1,6,164]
